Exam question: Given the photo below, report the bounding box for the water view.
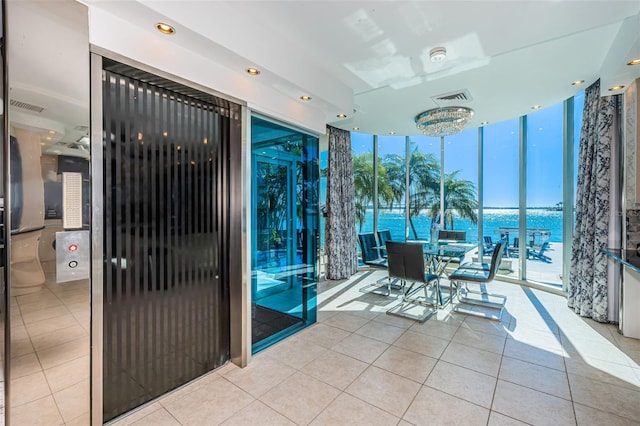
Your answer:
[359,208,565,244]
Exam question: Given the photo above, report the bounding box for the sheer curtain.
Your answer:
[569,79,620,322]
[325,125,358,279]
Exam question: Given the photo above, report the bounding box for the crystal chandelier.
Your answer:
[414,107,474,137]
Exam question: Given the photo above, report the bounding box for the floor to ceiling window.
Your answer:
[251,116,318,353]
[347,92,584,290]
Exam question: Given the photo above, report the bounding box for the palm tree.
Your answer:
[352,152,393,232]
[428,170,478,230]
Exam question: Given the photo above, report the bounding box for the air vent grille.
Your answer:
[431,89,473,106]
[10,99,45,113]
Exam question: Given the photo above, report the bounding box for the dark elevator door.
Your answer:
[102,62,235,421]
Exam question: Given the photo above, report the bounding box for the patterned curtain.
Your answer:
[568,79,619,322]
[325,125,358,279]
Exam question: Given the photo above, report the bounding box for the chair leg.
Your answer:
[453,281,507,321]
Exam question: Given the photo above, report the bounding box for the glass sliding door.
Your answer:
[101,60,238,421]
[251,116,318,352]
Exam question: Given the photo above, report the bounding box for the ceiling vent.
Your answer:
[10,99,45,113]
[431,89,473,106]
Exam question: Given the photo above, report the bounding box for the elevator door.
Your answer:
[102,63,234,421]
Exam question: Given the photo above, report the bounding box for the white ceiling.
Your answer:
[81,0,640,136]
[21,0,640,140]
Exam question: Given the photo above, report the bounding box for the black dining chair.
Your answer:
[385,241,441,322]
[358,232,398,295]
[376,229,392,257]
[449,240,507,321]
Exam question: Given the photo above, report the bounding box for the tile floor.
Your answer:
[10,259,90,426]
[113,269,640,426]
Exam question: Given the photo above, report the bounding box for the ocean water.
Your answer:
[358,208,566,243]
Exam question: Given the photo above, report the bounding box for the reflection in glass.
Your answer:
[251,116,318,353]
[7,0,90,424]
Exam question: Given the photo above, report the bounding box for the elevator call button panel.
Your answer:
[56,230,90,283]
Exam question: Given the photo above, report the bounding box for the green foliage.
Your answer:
[352,148,478,238]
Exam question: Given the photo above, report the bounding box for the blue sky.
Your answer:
[350,92,584,208]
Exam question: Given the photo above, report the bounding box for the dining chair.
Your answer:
[358,232,398,296]
[449,240,507,321]
[385,241,441,322]
[376,229,392,257]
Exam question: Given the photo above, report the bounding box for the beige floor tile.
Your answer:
[354,320,405,344]
[65,412,91,426]
[404,386,489,426]
[17,297,64,314]
[392,330,449,359]
[331,333,389,364]
[30,324,88,352]
[371,313,416,329]
[492,380,574,425]
[10,395,63,426]
[263,336,328,369]
[21,305,71,325]
[503,338,567,371]
[573,402,640,426]
[317,309,338,323]
[11,337,35,358]
[221,400,296,426]
[11,371,51,407]
[565,355,640,391]
[130,407,181,426]
[303,349,369,390]
[12,324,29,340]
[44,355,90,393]
[162,378,254,425]
[408,319,459,340]
[36,336,89,370]
[110,402,165,426]
[565,336,632,366]
[487,411,529,425]
[11,352,43,379]
[440,341,502,377]
[452,327,506,355]
[345,366,421,418]
[345,304,384,320]
[223,354,296,398]
[507,327,565,353]
[53,378,89,423]
[568,373,640,421]
[310,392,399,426]
[295,323,351,349]
[322,312,370,332]
[260,372,340,425]
[426,360,497,408]
[25,314,79,337]
[499,356,570,399]
[460,316,510,337]
[373,346,437,384]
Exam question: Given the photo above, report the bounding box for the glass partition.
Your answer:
[527,103,564,286]
[6,1,91,424]
[481,119,520,277]
[251,116,318,353]
[378,135,406,242]
[351,132,374,234]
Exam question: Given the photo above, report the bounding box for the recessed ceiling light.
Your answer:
[609,85,625,91]
[352,127,359,131]
[155,22,175,35]
[480,121,489,126]
[48,130,56,134]
[246,68,260,76]
[429,47,447,63]
[337,113,347,118]
[627,58,640,66]
[531,105,541,110]
[300,95,312,101]
[571,80,585,86]
[389,131,395,135]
